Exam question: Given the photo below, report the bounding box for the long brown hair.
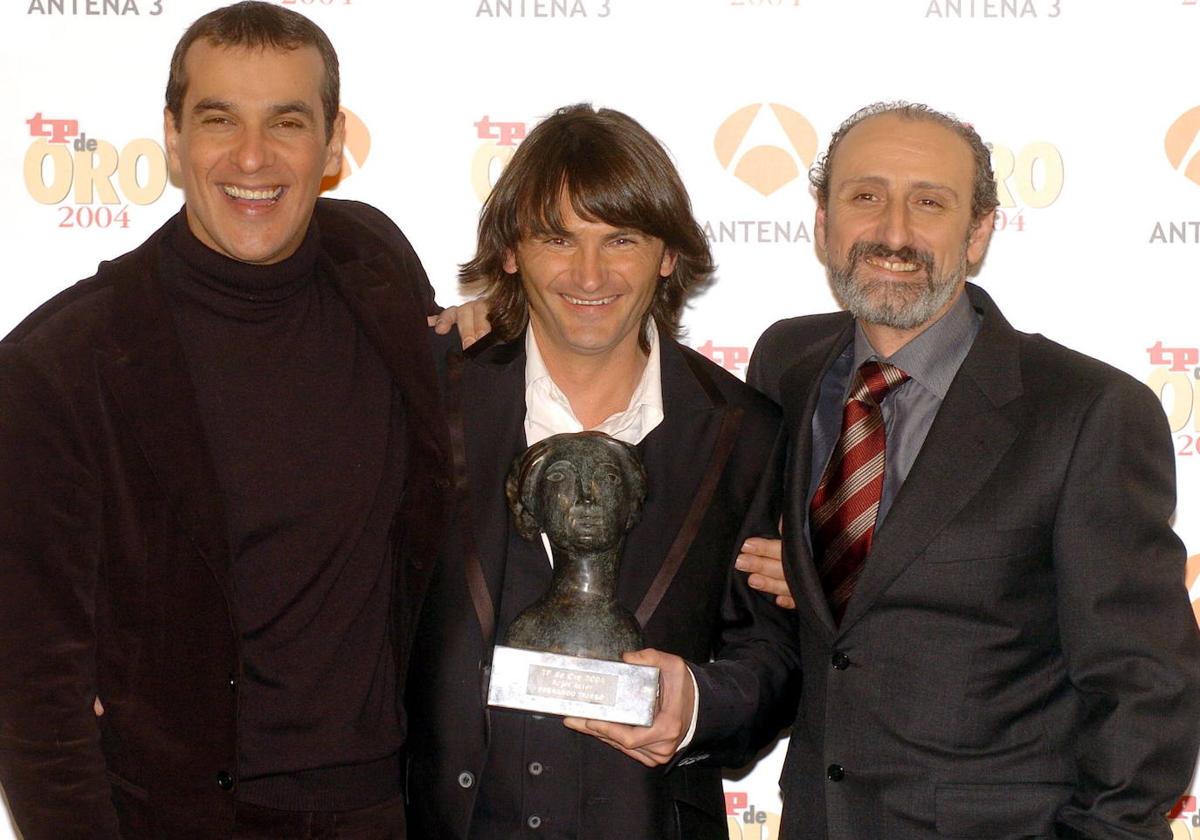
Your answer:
[460,104,715,352]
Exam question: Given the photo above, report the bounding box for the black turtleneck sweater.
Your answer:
[161,213,406,811]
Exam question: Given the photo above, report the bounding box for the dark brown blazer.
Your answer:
[745,283,1200,840]
[405,331,801,840]
[0,199,449,839]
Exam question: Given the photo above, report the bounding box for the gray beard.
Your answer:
[827,241,966,331]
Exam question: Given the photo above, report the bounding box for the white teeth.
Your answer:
[223,185,282,201]
[867,257,918,272]
[563,295,616,306]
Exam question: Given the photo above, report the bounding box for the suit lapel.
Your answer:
[444,336,534,648]
[777,319,854,639]
[329,251,446,467]
[622,341,730,624]
[95,234,232,593]
[838,285,1023,631]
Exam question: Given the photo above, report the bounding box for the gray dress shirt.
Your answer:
[807,291,982,534]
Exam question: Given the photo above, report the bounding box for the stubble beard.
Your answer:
[828,240,968,331]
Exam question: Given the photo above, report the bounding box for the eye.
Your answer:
[201,115,233,126]
[275,118,305,130]
[545,469,566,482]
[851,192,877,203]
[916,197,943,209]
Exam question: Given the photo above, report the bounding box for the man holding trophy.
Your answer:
[406,104,802,839]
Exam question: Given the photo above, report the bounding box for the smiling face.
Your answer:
[815,112,993,332]
[503,196,677,369]
[164,41,344,265]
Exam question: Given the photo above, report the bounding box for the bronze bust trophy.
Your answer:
[486,432,660,725]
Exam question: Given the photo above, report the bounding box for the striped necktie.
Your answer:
[810,360,910,624]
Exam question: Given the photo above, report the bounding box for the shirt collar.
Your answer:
[852,288,981,399]
[523,321,665,447]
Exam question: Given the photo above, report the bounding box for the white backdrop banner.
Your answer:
[2,1,1199,838]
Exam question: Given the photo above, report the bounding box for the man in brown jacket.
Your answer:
[0,4,447,837]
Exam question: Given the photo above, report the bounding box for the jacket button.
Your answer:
[527,815,542,829]
[216,770,234,791]
[831,652,850,670]
[457,771,475,789]
[528,761,543,776]
[826,764,845,782]
[434,477,450,490]
[227,674,237,691]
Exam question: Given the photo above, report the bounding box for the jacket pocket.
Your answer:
[935,781,1071,837]
[924,526,1043,563]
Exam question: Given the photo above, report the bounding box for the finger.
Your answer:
[740,537,783,559]
[745,571,791,599]
[776,594,797,610]
[93,697,104,717]
[735,551,785,576]
[563,718,665,766]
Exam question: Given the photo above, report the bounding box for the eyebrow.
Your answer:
[841,175,960,198]
[840,174,960,200]
[191,98,316,121]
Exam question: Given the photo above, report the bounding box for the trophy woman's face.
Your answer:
[538,454,630,552]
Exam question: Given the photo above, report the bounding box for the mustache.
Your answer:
[846,242,935,274]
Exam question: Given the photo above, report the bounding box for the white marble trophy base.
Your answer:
[487,645,660,726]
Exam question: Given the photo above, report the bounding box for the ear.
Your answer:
[323,110,347,179]
[966,210,994,266]
[164,107,182,181]
[502,249,519,275]
[658,247,677,278]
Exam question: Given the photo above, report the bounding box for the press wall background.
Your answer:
[3,1,1200,837]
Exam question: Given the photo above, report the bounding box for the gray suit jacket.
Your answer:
[747,284,1200,840]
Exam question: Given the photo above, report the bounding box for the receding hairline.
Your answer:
[825,111,979,194]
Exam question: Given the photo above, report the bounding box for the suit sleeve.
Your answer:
[1052,375,1200,840]
[684,420,803,767]
[0,345,121,839]
[747,322,786,404]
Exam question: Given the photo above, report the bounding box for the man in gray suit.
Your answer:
[727,101,1200,839]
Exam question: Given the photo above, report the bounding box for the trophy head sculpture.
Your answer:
[503,431,649,661]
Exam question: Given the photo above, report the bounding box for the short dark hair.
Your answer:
[165,1,340,139]
[809,101,1000,222]
[506,431,647,542]
[460,104,715,353]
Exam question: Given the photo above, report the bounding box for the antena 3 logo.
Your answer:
[1165,107,1200,186]
[714,104,817,197]
[1148,108,1200,244]
[23,113,167,230]
[322,107,370,192]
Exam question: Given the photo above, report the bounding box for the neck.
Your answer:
[547,544,621,598]
[859,285,965,357]
[534,328,648,429]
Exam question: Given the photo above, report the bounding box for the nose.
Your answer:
[230,124,271,174]
[571,243,603,292]
[877,199,914,252]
